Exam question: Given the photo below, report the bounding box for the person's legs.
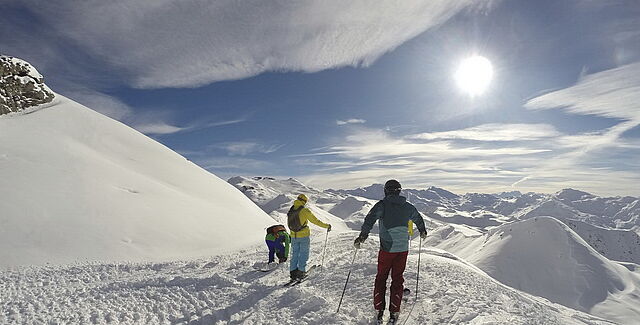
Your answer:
[274,240,285,260]
[374,250,394,311]
[298,236,310,272]
[389,251,409,313]
[290,237,301,272]
[266,240,277,263]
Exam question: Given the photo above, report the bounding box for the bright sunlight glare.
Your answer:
[455,56,493,96]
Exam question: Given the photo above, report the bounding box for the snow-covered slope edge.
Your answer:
[0,95,273,267]
[446,217,640,324]
[0,233,612,324]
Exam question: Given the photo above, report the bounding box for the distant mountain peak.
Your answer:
[555,188,594,201]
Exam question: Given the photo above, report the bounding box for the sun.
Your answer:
[455,56,493,96]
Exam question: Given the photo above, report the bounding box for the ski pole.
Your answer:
[401,236,423,325]
[415,236,422,300]
[321,230,329,267]
[336,248,358,313]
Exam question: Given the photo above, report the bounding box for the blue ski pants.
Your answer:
[290,236,310,272]
[266,239,285,263]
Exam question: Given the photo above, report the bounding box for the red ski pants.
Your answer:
[373,250,408,312]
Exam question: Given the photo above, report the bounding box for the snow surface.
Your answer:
[0,233,613,324]
[0,96,274,266]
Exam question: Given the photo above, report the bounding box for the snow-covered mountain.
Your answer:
[431,217,640,324]
[228,176,351,233]
[0,92,274,267]
[332,183,640,264]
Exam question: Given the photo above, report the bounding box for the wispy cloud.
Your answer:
[62,88,132,121]
[508,62,640,194]
[216,142,285,156]
[132,123,183,135]
[525,62,640,122]
[10,0,492,88]
[64,88,247,135]
[132,117,248,136]
[337,119,366,126]
[298,115,640,196]
[408,123,561,142]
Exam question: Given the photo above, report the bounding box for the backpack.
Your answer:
[266,224,286,237]
[287,205,307,232]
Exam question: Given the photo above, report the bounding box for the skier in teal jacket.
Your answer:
[354,180,427,323]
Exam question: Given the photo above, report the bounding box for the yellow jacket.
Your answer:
[289,199,330,238]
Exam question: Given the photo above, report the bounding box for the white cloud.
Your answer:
[62,88,246,135]
[408,123,561,141]
[525,62,640,121]
[296,121,640,196]
[20,0,490,88]
[217,142,285,156]
[63,88,132,121]
[134,123,184,135]
[510,62,640,195]
[337,119,366,126]
[524,63,640,159]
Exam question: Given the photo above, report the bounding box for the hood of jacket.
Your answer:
[293,199,306,209]
[383,194,406,205]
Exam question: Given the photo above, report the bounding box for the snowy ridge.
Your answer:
[564,219,640,264]
[0,96,274,267]
[0,233,613,324]
[434,217,640,324]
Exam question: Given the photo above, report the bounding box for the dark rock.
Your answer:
[0,55,54,115]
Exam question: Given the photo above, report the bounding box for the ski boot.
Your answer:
[387,311,400,324]
[375,310,384,324]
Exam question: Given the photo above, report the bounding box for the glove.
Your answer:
[278,257,287,263]
[420,231,427,240]
[327,224,332,232]
[354,236,365,249]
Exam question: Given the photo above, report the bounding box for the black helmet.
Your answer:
[384,179,402,196]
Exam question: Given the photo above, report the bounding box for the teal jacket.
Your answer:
[359,194,426,252]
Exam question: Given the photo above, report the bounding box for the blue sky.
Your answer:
[2,0,640,196]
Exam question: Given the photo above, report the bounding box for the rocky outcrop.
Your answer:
[0,55,54,115]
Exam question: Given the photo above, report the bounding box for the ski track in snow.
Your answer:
[1,233,614,325]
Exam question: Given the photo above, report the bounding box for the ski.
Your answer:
[253,262,281,272]
[282,279,298,287]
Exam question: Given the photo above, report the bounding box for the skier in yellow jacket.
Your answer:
[287,194,331,281]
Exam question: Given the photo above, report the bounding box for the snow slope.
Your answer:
[444,217,640,324]
[0,232,613,324]
[0,96,273,267]
[564,219,640,264]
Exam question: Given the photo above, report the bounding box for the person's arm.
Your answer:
[304,208,330,229]
[283,232,291,257]
[358,202,383,240]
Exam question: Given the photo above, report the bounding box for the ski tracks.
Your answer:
[0,233,615,324]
